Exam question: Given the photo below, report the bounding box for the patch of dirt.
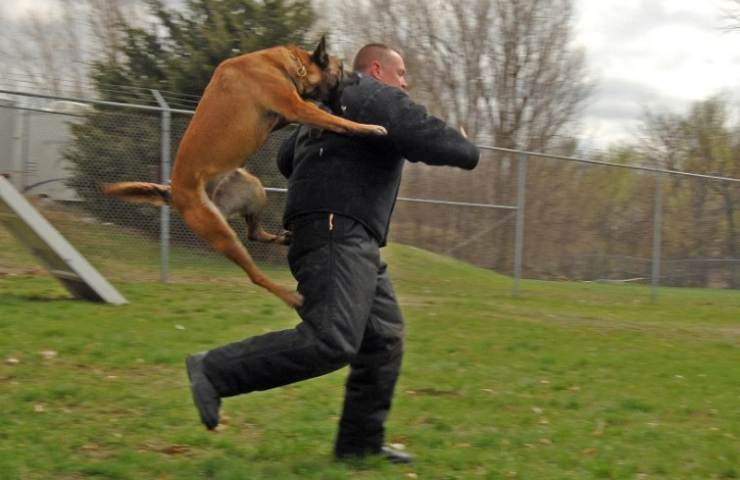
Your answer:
[140,442,192,456]
[0,266,45,277]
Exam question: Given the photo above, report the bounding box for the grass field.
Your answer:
[1,222,739,479]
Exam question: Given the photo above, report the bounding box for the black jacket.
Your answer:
[277,75,479,246]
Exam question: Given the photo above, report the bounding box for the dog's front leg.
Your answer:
[274,92,388,136]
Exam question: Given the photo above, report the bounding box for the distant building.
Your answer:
[0,99,91,201]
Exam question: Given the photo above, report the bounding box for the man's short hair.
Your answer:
[352,43,398,72]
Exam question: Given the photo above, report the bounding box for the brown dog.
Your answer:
[103,37,387,307]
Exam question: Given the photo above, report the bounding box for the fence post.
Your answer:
[651,174,663,302]
[513,152,528,297]
[151,90,171,284]
[20,109,31,191]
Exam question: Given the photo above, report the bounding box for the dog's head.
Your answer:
[302,36,356,115]
[323,70,361,115]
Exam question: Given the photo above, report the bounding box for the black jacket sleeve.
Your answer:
[277,127,300,179]
[363,86,479,170]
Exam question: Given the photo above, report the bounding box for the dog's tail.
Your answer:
[102,181,171,206]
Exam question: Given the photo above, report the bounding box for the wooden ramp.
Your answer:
[0,175,127,305]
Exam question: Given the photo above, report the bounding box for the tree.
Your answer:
[0,0,145,97]
[0,0,88,96]
[92,0,315,104]
[638,96,740,287]
[88,0,133,67]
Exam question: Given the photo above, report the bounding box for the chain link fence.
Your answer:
[1,89,738,294]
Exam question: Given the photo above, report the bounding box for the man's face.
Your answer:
[373,50,408,91]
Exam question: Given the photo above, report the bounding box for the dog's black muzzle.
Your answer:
[326,70,361,115]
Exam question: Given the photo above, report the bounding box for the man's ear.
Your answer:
[368,60,382,80]
[311,35,330,68]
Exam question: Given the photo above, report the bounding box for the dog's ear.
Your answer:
[311,35,330,69]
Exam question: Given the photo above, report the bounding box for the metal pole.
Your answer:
[651,174,663,302]
[20,110,30,191]
[151,90,171,283]
[513,153,528,297]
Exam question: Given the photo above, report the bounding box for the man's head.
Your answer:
[352,43,407,91]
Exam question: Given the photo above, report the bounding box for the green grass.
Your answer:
[1,223,739,479]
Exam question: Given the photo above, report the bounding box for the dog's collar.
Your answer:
[287,51,308,95]
[290,53,307,79]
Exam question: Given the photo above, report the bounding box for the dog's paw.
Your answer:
[284,291,304,309]
[276,230,292,246]
[368,125,388,136]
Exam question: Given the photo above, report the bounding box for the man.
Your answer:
[186,43,479,464]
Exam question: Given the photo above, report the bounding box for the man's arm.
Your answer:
[364,87,480,170]
[276,127,300,179]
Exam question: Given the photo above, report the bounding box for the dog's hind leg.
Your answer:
[173,186,302,307]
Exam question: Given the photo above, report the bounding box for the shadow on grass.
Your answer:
[0,293,78,303]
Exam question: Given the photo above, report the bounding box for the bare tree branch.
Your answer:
[0,0,143,97]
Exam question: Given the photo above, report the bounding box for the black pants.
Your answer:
[202,213,405,455]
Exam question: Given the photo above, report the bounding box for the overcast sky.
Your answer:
[2,0,740,148]
[575,0,740,147]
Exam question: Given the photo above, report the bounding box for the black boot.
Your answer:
[185,352,221,430]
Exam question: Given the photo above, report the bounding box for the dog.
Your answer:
[103,37,387,307]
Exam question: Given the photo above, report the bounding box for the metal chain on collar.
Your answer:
[291,53,307,78]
